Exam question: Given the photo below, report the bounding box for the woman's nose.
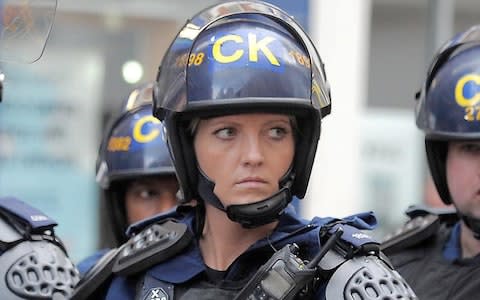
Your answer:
[241,135,264,167]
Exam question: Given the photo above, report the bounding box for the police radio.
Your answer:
[234,228,343,300]
[235,222,418,300]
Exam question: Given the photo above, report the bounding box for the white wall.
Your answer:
[304,0,372,219]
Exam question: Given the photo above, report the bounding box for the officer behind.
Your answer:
[382,25,480,299]
[96,82,178,245]
[73,1,417,299]
[76,83,178,275]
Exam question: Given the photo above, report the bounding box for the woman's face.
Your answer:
[446,141,480,217]
[194,113,295,206]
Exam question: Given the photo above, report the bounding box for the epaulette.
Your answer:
[318,221,380,273]
[71,219,192,300]
[320,222,380,258]
[380,204,458,255]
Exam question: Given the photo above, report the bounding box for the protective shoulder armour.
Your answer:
[380,205,458,255]
[324,254,417,299]
[113,219,193,275]
[316,222,418,299]
[233,222,380,300]
[0,196,79,299]
[71,219,193,299]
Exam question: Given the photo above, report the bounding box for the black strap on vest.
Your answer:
[71,248,119,300]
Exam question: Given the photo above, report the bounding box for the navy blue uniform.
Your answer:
[388,222,480,300]
[83,205,377,299]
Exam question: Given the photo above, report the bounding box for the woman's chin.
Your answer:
[226,194,275,206]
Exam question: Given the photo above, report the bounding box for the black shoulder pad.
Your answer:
[380,213,440,255]
[112,220,193,276]
[405,204,458,225]
[381,204,458,255]
[71,248,119,300]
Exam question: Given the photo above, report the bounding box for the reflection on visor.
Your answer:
[122,83,155,113]
[427,25,480,85]
[440,25,480,53]
[0,0,57,64]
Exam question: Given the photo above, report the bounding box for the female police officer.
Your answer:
[73,1,416,299]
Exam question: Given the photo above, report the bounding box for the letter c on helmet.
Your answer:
[133,115,161,143]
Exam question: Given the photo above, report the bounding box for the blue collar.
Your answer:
[443,222,461,261]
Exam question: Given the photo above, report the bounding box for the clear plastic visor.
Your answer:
[0,0,57,64]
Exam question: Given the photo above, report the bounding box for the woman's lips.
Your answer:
[236,177,267,188]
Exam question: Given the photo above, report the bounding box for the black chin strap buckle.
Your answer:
[226,187,291,228]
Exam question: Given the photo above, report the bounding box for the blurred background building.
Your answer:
[0,0,475,261]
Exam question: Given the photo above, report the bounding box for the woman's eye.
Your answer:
[138,189,158,199]
[215,127,235,139]
[460,143,480,154]
[269,127,288,139]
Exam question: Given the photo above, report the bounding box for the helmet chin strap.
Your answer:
[460,214,480,240]
[197,172,294,228]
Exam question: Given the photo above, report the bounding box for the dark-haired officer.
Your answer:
[383,25,480,299]
[76,82,178,276]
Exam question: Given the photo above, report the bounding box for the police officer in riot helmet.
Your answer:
[0,1,80,299]
[76,83,179,276]
[96,82,178,246]
[382,25,480,299]
[73,1,417,299]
